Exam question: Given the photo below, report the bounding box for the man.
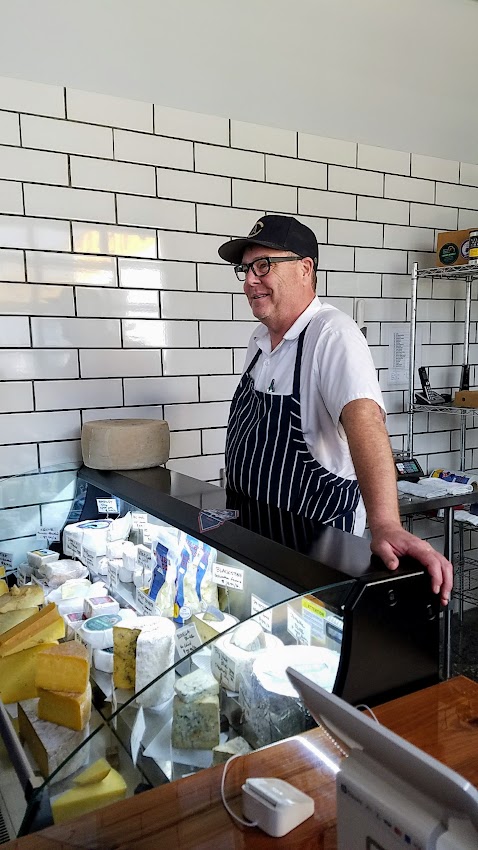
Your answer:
[218,214,452,605]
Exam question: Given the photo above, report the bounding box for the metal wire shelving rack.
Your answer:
[407,261,478,619]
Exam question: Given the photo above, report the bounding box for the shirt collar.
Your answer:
[252,297,322,352]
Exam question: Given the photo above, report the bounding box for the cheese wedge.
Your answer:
[0,566,5,578]
[113,623,141,689]
[73,758,111,786]
[51,767,127,823]
[0,642,58,703]
[35,641,89,693]
[0,579,7,596]
[18,698,88,780]
[0,608,38,636]
[0,584,44,613]
[37,683,92,731]
[0,602,65,657]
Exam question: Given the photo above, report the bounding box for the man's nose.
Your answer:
[244,266,261,284]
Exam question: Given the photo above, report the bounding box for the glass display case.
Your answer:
[0,464,440,838]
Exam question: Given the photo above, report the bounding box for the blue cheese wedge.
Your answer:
[174,668,219,704]
[171,694,220,749]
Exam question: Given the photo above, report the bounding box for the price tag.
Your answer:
[36,527,60,542]
[250,594,273,632]
[17,568,28,586]
[175,623,202,659]
[108,562,119,591]
[136,587,156,615]
[142,526,152,544]
[287,606,311,646]
[212,562,244,591]
[67,536,82,559]
[132,513,148,530]
[0,551,13,571]
[210,644,236,691]
[96,498,118,514]
[82,547,96,571]
[136,546,151,570]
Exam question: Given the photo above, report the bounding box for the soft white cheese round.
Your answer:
[78,613,123,649]
[93,646,114,673]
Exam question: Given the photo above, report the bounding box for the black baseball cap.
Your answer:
[218,214,318,268]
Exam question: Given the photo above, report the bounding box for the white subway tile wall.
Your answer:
[1,74,478,564]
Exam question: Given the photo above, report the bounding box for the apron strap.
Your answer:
[244,347,262,377]
[292,327,308,398]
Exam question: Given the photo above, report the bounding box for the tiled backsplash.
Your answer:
[1,74,478,563]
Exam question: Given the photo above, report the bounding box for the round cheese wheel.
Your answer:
[81,419,170,470]
[93,646,114,673]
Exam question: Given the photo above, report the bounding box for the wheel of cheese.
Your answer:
[81,419,170,471]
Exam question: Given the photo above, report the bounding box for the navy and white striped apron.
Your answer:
[225,325,360,531]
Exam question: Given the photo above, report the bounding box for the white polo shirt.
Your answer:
[242,297,385,534]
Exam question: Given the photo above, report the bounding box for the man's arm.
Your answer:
[340,397,453,605]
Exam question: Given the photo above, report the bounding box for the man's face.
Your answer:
[241,244,313,329]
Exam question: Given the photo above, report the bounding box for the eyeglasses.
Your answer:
[234,256,301,282]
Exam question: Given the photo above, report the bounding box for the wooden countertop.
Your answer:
[5,676,478,850]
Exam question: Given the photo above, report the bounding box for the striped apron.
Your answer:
[225,325,360,531]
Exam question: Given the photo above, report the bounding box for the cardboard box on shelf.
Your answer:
[436,228,478,267]
[454,390,478,408]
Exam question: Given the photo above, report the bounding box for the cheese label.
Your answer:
[212,563,244,591]
[287,606,311,645]
[82,547,96,570]
[108,562,119,591]
[68,537,82,558]
[0,552,13,570]
[175,623,202,659]
[17,568,28,586]
[96,498,119,514]
[250,595,273,632]
[83,614,121,632]
[211,644,236,691]
[136,546,151,570]
[136,587,156,615]
[131,513,148,529]
[36,528,60,542]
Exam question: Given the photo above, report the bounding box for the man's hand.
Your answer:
[370,522,453,606]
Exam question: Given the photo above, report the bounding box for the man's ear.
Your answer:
[300,256,314,283]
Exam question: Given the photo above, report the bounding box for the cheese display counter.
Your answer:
[0,464,441,839]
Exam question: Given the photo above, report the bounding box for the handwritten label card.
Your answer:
[175,623,202,659]
[36,527,60,542]
[96,498,118,514]
[136,587,156,615]
[287,606,311,645]
[131,513,148,529]
[250,594,273,632]
[0,551,13,571]
[107,562,119,591]
[212,562,244,591]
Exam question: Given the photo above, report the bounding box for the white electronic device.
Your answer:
[242,776,314,837]
[286,667,478,850]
